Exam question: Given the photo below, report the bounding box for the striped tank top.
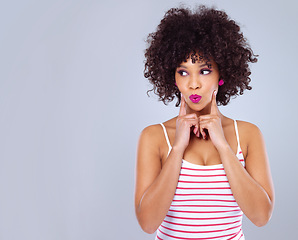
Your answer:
[156,120,245,240]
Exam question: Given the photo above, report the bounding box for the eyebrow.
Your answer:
[178,63,211,68]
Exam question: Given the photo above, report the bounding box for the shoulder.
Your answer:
[140,124,164,140]
[138,118,177,157]
[236,120,263,138]
[237,120,265,160]
[137,123,169,165]
[140,117,177,139]
[138,124,165,152]
[236,120,265,153]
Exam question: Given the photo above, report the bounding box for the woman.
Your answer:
[135,6,274,239]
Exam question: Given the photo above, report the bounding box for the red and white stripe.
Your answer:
[157,121,245,240]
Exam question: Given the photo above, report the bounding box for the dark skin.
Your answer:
[135,57,274,234]
[159,115,242,167]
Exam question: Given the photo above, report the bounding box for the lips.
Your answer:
[189,94,202,103]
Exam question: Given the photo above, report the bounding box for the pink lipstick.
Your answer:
[189,94,202,103]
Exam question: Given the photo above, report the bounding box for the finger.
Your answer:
[186,119,199,129]
[194,124,201,137]
[193,126,197,133]
[199,119,210,140]
[200,125,207,140]
[193,121,199,135]
[179,94,187,116]
[210,90,219,115]
[182,114,198,120]
[199,115,212,121]
[179,116,198,126]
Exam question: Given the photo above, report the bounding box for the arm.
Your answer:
[134,125,183,234]
[217,123,274,227]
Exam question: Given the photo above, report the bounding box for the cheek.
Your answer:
[175,78,186,90]
[205,80,218,90]
[175,74,181,84]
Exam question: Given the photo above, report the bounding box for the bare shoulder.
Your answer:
[139,124,164,143]
[140,117,177,140]
[138,124,165,157]
[236,120,263,139]
[237,120,267,160]
[236,120,266,158]
[138,117,177,160]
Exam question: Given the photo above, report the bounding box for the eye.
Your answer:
[177,70,188,76]
[200,69,212,75]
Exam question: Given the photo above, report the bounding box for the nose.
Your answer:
[189,74,201,90]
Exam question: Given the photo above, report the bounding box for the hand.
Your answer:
[198,91,228,149]
[173,94,199,152]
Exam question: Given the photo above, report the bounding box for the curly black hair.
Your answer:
[144,5,258,106]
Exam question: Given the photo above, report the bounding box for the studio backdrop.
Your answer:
[0,0,297,239]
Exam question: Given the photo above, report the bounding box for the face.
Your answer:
[175,56,220,113]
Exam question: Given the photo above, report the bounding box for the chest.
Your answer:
[183,136,223,165]
[161,126,240,166]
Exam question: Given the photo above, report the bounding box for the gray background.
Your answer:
[0,0,297,239]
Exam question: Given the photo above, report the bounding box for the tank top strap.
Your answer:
[233,120,241,154]
[160,123,172,156]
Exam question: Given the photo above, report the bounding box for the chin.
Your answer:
[188,102,205,111]
[187,101,209,113]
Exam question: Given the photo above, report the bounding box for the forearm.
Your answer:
[136,147,183,233]
[218,144,274,226]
